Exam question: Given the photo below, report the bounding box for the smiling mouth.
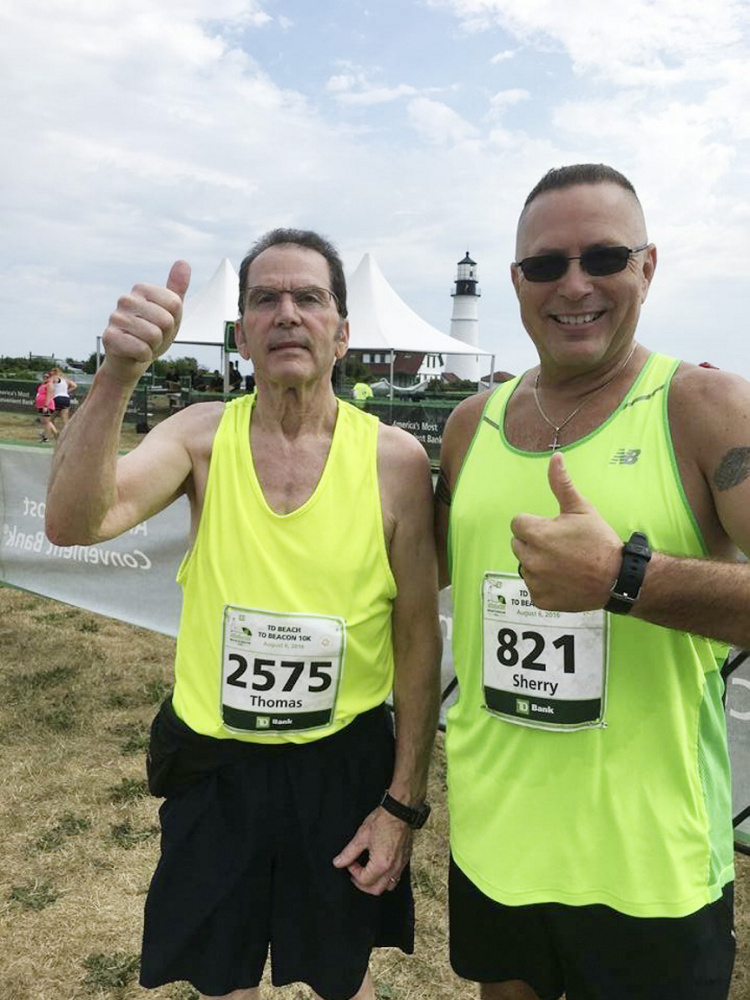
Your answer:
[552,311,606,326]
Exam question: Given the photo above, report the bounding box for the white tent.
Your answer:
[104,252,495,389]
[94,257,239,376]
[347,253,493,357]
[175,252,494,358]
[346,253,494,391]
[174,257,239,348]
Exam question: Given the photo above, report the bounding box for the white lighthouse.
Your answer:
[445,251,481,382]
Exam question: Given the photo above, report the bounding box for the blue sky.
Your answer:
[2,0,749,379]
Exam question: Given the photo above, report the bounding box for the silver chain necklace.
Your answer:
[533,343,637,451]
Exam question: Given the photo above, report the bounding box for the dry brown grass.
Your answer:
[1,405,749,999]
[1,585,748,1000]
[0,586,474,1000]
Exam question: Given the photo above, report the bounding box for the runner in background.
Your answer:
[50,367,77,427]
[35,371,57,442]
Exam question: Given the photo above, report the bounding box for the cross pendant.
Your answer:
[549,433,561,451]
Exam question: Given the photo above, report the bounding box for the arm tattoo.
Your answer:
[713,447,750,492]
[435,468,452,506]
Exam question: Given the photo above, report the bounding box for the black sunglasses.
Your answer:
[515,243,650,283]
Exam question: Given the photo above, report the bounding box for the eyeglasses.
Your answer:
[243,285,339,313]
[515,244,650,283]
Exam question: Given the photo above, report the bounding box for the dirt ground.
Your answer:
[1,407,749,999]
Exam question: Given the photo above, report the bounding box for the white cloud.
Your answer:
[428,0,749,85]
[0,0,749,381]
[325,65,422,105]
[336,84,420,106]
[489,88,530,111]
[326,74,359,93]
[407,98,481,145]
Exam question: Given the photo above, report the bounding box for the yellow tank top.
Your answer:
[448,352,734,917]
[172,396,396,743]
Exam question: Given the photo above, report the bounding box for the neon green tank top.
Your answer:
[172,396,396,744]
[447,352,734,917]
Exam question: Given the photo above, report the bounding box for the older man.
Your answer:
[46,229,441,1000]
[436,165,749,1000]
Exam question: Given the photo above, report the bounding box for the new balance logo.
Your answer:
[610,448,641,465]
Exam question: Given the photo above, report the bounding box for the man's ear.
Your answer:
[510,262,522,300]
[640,244,657,304]
[335,319,350,360]
[234,318,248,359]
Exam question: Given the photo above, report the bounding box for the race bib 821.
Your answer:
[481,573,609,731]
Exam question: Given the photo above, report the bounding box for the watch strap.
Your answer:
[380,791,431,829]
[604,531,651,615]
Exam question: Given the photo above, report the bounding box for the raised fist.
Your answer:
[101,261,191,384]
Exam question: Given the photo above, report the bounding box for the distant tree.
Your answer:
[0,356,46,379]
[152,356,200,378]
[340,357,372,383]
[80,353,202,379]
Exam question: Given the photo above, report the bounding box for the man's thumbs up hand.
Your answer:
[510,453,622,611]
[547,451,596,517]
[102,261,192,386]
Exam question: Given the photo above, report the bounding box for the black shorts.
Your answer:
[37,407,53,417]
[140,705,413,1000]
[449,856,735,1000]
[53,396,71,409]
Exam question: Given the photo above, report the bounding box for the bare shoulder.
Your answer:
[376,422,433,537]
[377,420,431,477]
[669,363,750,461]
[445,388,492,428]
[669,361,750,404]
[441,389,492,481]
[136,400,225,457]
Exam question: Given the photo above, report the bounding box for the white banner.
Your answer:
[0,443,186,636]
[1,443,748,847]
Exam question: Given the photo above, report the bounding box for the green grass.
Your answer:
[9,882,59,911]
[108,778,149,803]
[42,699,78,732]
[7,665,79,693]
[36,610,82,623]
[412,866,442,899]
[167,986,200,1000]
[82,952,140,992]
[106,676,171,709]
[111,721,151,755]
[33,812,92,852]
[109,820,159,850]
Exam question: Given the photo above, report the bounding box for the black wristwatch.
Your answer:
[380,791,431,829]
[604,531,652,615]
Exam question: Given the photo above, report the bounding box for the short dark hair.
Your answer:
[238,228,348,318]
[523,164,640,210]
